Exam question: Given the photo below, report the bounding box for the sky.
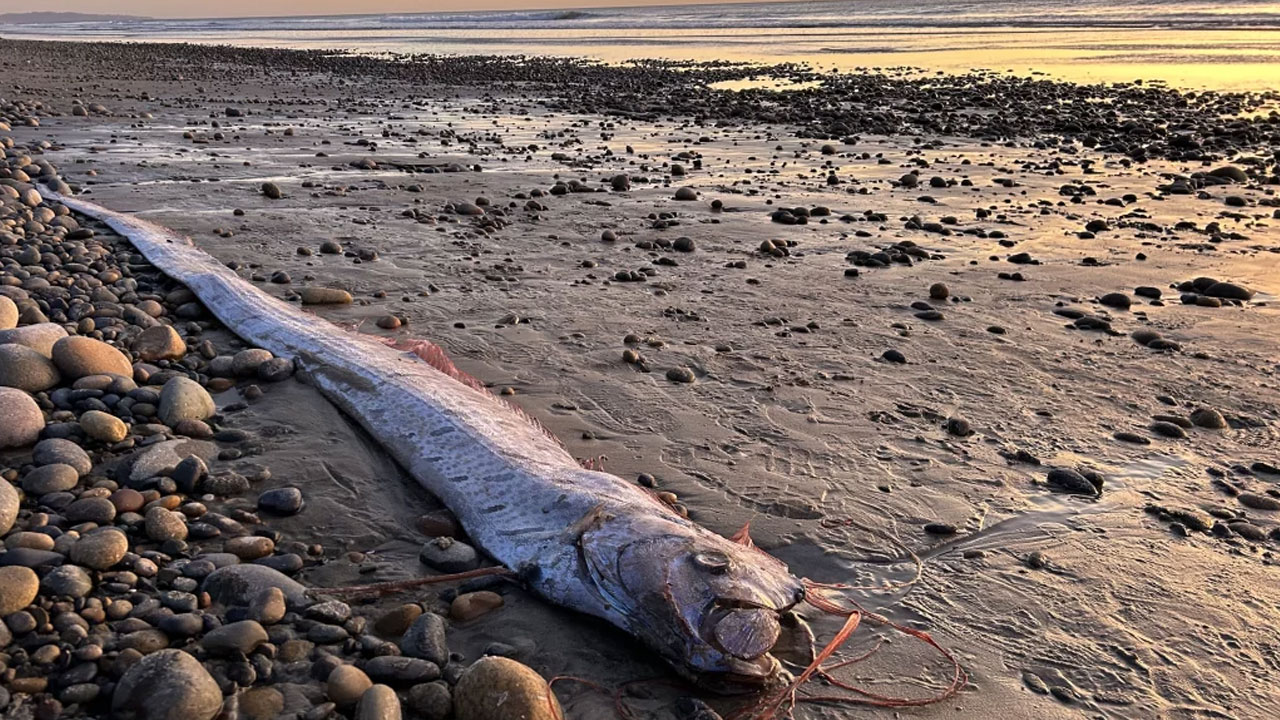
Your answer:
[21,0,751,19]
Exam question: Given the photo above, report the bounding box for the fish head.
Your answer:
[581,515,804,691]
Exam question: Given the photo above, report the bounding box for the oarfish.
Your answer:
[51,191,805,688]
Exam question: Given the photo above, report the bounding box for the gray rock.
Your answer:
[0,387,42,449]
[406,682,451,720]
[355,685,401,720]
[0,476,19,536]
[112,648,223,720]
[70,528,129,570]
[158,377,215,426]
[66,496,117,524]
[41,565,93,598]
[203,619,268,655]
[0,566,38,614]
[248,587,286,625]
[33,438,92,476]
[257,487,303,515]
[0,296,16,330]
[22,463,79,495]
[0,323,68,357]
[52,335,133,378]
[364,656,440,686]
[203,563,310,607]
[0,343,61,391]
[146,506,189,542]
[418,536,479,573]
[399,612,448,665]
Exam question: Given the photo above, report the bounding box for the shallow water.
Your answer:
[4,0,1280,90]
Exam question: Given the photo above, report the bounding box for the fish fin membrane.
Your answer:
[378,335,570,453]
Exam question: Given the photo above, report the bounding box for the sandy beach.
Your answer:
[2,32,1280,720]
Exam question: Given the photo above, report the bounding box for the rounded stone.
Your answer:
[80,410,129,443]
[22,463,79,495]
[0,480,17,536]
[450,591,504,622]
[41,565,93,598]
[300,287,353,305]
[203,619,268,655]
[453,657,561,720]
[0,323,69,357]
[145,506,189,542]
[158,377,215,426]
[71,528,130,570]
[0,296,16,330]
[66,496,117,525]
[132,325,187,363]
[328,665,373,706]
[112,649,223,720]
[232,349,273,377]
[257,487,303,516]
[33,438,92,475]
[201,564,310,607]
[225,536,274,560]
[0,387,43,449]
[0,566,38,614]
[0,343,61,391]
[52,336,133,379]
[356,685,401,720]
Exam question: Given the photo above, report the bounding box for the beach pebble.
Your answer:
[400,612,449,665]
[80,409,129,443]
[300,287,353,305]
[226,535,275,560]
[365,656,441,685]
[133,325,187,363]
[0,343,60,391]
[1190,407,1227,429]
[356,685,401,720]
[406,682,451,720]
[204,619,269,655]
[70,528,129,570]
[0,479,16,536]
[0,296,16,330]
[450,591,504,621]
[51,336,133,379]
[146,506,189,542]
[328,665,373,706]
[258,487,304,515]
[673,187,698,201]
[666,367,695,383]
[202,564,310,607]
[453,657,561,720]
[262,182,282,199]
[232,348,273,376]
[1238,493,1280,511]
[41,564,93,598]
[22,463,79,495]
[248,586,287,625]
[34,438,93,475]
[0,324,68,358]
[0,387,43,448]
[112,649,223,720]
[0,566,38,615]
[419,536,479,572]
[159,377,216,425]
[929,282,949,300]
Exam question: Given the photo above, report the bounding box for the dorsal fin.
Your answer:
[730,522,755,549]
[375,335,570,453]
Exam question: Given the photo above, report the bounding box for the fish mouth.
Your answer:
[692,596,800,691]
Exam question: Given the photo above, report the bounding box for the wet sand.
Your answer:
[3,38,1280,720]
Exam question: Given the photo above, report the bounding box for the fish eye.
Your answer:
[692,551,731,574]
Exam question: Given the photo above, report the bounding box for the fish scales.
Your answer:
[54,191,805,687]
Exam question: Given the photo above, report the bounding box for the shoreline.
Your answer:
[2,35,1280,720]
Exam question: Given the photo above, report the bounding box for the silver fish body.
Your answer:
[52,192,804,685]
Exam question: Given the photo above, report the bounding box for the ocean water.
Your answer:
[4,0,1280,90]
